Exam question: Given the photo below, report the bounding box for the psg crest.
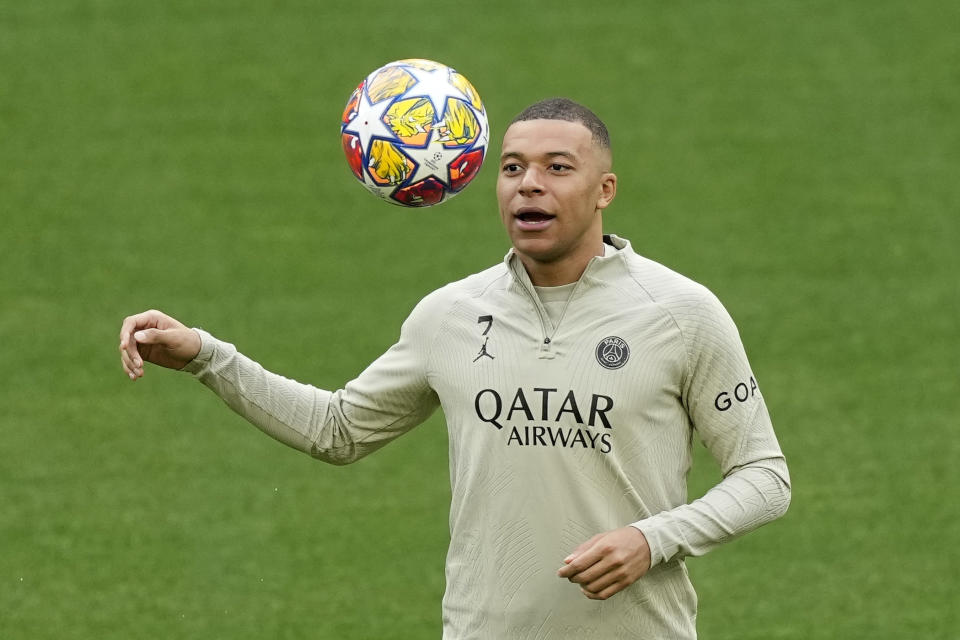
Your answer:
[596,336,630,370]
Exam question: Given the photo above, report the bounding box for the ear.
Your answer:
[596,172,617,211]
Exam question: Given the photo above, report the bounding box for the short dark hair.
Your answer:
[510,98,611,150]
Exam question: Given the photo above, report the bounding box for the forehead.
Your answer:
[500,119,596,160]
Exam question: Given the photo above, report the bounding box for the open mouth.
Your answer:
[514,208,556,226]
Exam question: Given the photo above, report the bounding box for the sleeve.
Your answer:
[181,296,443,465]
[631,290,791,567]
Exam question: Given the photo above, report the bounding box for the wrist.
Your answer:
[629,521,661,568]
[181,328,214,374]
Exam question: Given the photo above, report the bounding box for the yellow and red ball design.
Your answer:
[340,59,488,207]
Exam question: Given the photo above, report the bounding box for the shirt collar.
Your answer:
[502,233,633,277]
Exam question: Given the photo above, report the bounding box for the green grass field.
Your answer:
[2,1,958,637]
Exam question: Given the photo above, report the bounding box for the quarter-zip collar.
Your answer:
[503,234,634,358]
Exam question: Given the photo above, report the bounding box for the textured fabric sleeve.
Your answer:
[181,296,442,465]
[631,290,791,567]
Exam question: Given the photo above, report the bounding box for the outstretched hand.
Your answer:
[557,526,652,600]
[119,309,201,380]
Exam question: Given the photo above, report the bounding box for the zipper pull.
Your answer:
[538,336,555,359]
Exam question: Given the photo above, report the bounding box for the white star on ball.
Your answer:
[403,65,471,122]
[342,90,399,170]
[406,140,471,187]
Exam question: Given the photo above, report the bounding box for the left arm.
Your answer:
[559,291,791,598]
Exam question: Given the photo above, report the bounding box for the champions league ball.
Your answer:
[340,59,489,207]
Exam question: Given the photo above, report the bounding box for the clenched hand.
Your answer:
[557,526,652,600]
[119,309,201,380]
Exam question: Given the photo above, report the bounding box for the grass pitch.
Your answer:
[2,1,957,638]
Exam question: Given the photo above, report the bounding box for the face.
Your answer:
[497,119,616,279]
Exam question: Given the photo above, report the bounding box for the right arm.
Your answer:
[119,304,442,465]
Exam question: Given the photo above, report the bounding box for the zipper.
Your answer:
[510,258,596,359]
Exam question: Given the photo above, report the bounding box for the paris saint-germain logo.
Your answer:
[596,336,630,370]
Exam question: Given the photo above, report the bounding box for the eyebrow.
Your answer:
[499,150,579,162]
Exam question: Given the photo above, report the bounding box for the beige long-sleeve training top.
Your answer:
[184,235,790,639]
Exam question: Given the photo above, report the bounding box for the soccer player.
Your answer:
[119,98,790,639]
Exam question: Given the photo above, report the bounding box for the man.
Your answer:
[119,98,790,638]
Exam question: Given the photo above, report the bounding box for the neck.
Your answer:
[516,239,606,286]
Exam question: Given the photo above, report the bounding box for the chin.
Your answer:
[511,237,562,263]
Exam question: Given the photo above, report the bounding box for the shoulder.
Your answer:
[404,262,510,329]
[616,248,719,313]
[613,250,752,398]
[612,245,739,345]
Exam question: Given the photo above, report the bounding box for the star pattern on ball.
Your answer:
[403,65,471,124]
[407,140,472,187]
[339,59,489,206]
[341,89,398,172]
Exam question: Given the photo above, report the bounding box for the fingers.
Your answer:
[118,310,179,381]
[119,309,183,346]
[557,536,603,578]
[132,328,162,344]
[560,547,630,600]
[119,311,151,380]
[562,533,603,565]
[558,544,608,584]
[558,527,651,600]
[580,578,629,600]
[119,310,201,378]
[119,311,154,357]
[119,322,143,381]
[576,563,629,599]
[119,341,142,380]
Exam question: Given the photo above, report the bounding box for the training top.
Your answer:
[183,234,791,639]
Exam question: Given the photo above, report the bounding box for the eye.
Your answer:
[549,163,571,172]
[502,163,522,175]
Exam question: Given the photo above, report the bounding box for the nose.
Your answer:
[518,166,544,196]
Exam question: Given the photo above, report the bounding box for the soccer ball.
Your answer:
[340,59,489,207]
